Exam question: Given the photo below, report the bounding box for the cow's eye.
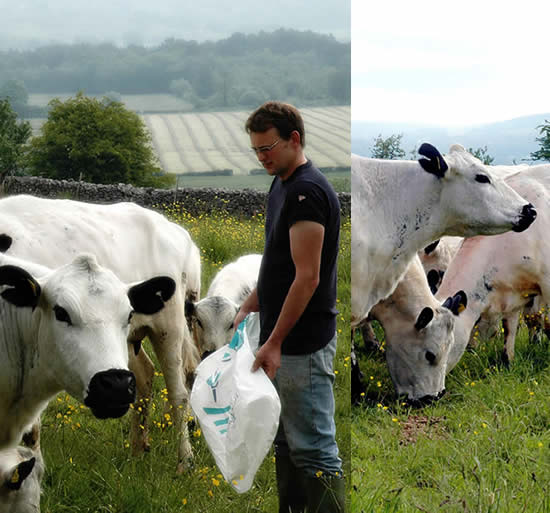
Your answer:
[196,318,203,329]
[54,305,72,325]
[475,174,491,184]
[425,351,436,364]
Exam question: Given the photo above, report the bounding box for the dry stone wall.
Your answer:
[2,176,351,218]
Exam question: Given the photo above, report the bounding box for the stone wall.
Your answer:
[2,175,351,218]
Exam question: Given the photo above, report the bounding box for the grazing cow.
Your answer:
[351,143,536,327]
[0,195,201,473]
[186,254,262,358]
[369,256,466,404]
[392,164,550,399]
[0,445,44,513]
[0,253,175,449]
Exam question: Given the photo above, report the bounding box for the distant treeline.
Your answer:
[0,29,350,111]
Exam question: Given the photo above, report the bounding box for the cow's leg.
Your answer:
[502,312,520,365]
[150,320,194,474]
[128,345,155,454]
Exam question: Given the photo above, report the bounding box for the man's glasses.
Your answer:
[251,138,280,155]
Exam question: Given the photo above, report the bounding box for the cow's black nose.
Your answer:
[85,369,136,419]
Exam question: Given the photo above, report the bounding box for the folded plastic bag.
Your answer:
[190,315,281,493]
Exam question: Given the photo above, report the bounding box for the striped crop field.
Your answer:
[143,106,350,175]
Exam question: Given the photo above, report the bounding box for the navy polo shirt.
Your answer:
[257,160,340,355]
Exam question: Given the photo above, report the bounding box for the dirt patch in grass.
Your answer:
[399,415,447,445]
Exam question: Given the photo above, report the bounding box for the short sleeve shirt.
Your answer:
[257,160,340,355]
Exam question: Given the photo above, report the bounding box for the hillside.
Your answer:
[352,113,550,164]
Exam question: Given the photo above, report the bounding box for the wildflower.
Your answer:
[182,499,187,506]
[315,470,323,478]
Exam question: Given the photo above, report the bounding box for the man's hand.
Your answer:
[251,339,282,379]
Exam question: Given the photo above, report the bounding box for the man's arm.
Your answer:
[252,220,324,378]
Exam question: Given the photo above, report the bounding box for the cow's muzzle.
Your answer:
[85,369,136,419]
[513,203,537,232]
[402,389,446,408]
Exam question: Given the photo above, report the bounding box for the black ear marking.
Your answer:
[128,276,176,315]
[0,265,41,309]
[424,240,440,254]
[427,269,441,294]
[185,299,196,320]
[442,290,468,316]
[5,457,36,491]
[0,234,12,253]
[418,143,449,178]
[415,307,434,331]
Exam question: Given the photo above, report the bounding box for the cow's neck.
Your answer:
[436,237,493,371]
[0,307,58,447]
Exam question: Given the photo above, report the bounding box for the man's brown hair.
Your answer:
[245,101,306,147]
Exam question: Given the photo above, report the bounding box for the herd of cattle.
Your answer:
[0,194,261,511]
[351,142,549,405]
[3,141,550,509]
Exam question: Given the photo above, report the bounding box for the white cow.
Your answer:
[418,237,463,293]
[0,195,201,473]
[186,254,262,358]
[0,445,44,513]
[0,253,175,449]
[369,255,466,403]
[351,143,536,327]
[392,164,550,399]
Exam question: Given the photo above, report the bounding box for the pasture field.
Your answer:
[39,207,351,512]
[353,323,550,513]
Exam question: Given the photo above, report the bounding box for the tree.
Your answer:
[0,80,29,116]
[371,134,406,159]
[467,145,495,165]
[0,99,32,179]
[531,120,550,162]
[27,92,174,188]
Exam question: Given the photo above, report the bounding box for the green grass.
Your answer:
[39,207,351,512]
[352,323,550,513]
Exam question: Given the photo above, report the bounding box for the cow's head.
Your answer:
[418,143,536,236]
[0,445,43,513]
[185,296,240,359]
[385,291,467,406]
[0,254,176,420]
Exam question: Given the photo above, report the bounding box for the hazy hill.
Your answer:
[352,113,550,164]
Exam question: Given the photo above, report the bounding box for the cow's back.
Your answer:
[0,195,200,295]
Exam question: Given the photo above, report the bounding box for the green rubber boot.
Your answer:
[275,445,307,513]
[304,474,346,513]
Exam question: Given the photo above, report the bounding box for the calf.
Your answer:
[186,254,262,358]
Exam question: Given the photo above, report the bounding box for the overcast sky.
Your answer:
[352,0,550,127]
[0,0,349,50]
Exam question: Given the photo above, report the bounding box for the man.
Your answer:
[234,101,345,512]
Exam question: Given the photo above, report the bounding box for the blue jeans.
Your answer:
[273,334,343,478]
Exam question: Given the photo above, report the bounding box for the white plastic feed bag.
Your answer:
[190,315,281,493]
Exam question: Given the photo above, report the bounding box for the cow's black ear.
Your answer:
[418,143,449,178]
[128,276,176,315]
[442,290,467,316]
[427,269,441,294]
[0,234,12,253]
[0,265,41,309]
[424,240,440,254]
[415,307,434,331]
[5,457,36,491]
[185,299,196,320]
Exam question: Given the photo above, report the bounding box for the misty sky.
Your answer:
[1,0,349,50]
[352,0,550,127]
